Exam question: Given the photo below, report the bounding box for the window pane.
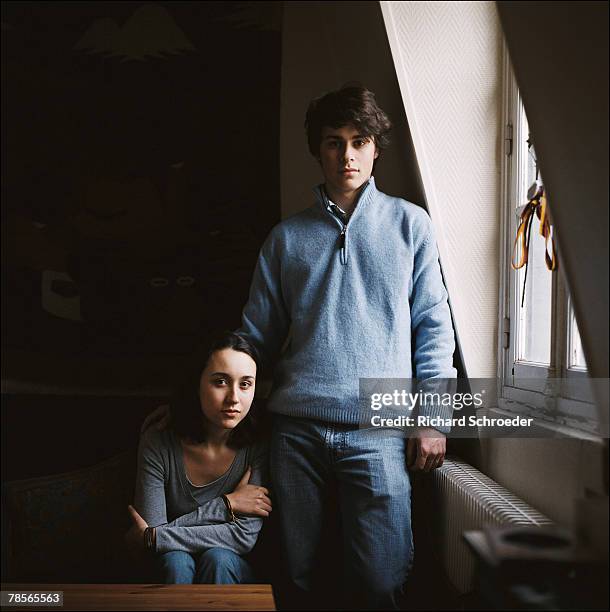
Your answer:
[568,305,587,370]
[515,107,552,365]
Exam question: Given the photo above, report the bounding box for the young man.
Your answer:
[238,85,456,609]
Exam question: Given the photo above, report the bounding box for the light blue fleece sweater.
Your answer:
[238,177,456,426]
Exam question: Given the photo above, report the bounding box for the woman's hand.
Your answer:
[140,404,171,434]
[125,504,151,558]
[225,467,272,518]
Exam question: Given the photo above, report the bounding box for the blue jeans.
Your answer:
[158,548,256,584]
[271,415,414,610]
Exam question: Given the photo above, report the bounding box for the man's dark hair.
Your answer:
[304,84,392,159]
[171,331,258,448]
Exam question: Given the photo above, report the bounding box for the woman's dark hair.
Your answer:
[171,332,258,448]
[304,83,392,161]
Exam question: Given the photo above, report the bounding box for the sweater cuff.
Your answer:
[415,401,454,434]
[413,378,457,434]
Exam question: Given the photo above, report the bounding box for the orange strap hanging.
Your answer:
[511,186,557,272]
[537,193,557,272]
[511,186,557,307]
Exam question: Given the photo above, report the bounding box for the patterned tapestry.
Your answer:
[1,2,282,391]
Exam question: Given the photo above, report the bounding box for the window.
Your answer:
[499,43,597,435]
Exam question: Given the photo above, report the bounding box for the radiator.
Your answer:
[431,458,554,594]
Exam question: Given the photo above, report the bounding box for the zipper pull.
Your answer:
[339,226,347,250]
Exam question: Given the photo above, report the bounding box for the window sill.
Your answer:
[491,400,604,441]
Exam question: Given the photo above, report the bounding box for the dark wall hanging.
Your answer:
[1,1,282,392]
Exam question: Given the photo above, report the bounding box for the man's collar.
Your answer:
[313,176,376,211]
[327,201,349,225]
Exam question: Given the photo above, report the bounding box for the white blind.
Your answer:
[381,1,503,377]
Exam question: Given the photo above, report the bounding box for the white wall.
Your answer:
[380,1,503,379]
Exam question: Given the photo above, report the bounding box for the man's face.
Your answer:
[318,124,379,197]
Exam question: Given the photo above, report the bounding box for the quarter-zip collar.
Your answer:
[314,176,377,223]
[313,177,377,265]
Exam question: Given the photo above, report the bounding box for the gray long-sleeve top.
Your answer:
[134,428,268,556]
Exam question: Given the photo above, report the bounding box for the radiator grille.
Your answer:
[432,458,553,594]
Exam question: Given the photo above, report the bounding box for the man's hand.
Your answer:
[407,427,446,472]
[125,504,150,559]
[140,404,171,434]
[225,467,272,518]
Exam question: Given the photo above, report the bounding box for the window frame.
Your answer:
[497,41,598,435]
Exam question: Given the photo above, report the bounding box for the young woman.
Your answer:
[126,332,271,584]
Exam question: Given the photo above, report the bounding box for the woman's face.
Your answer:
[199,348,257,433]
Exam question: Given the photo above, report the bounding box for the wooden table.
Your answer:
[0,584,276,611]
